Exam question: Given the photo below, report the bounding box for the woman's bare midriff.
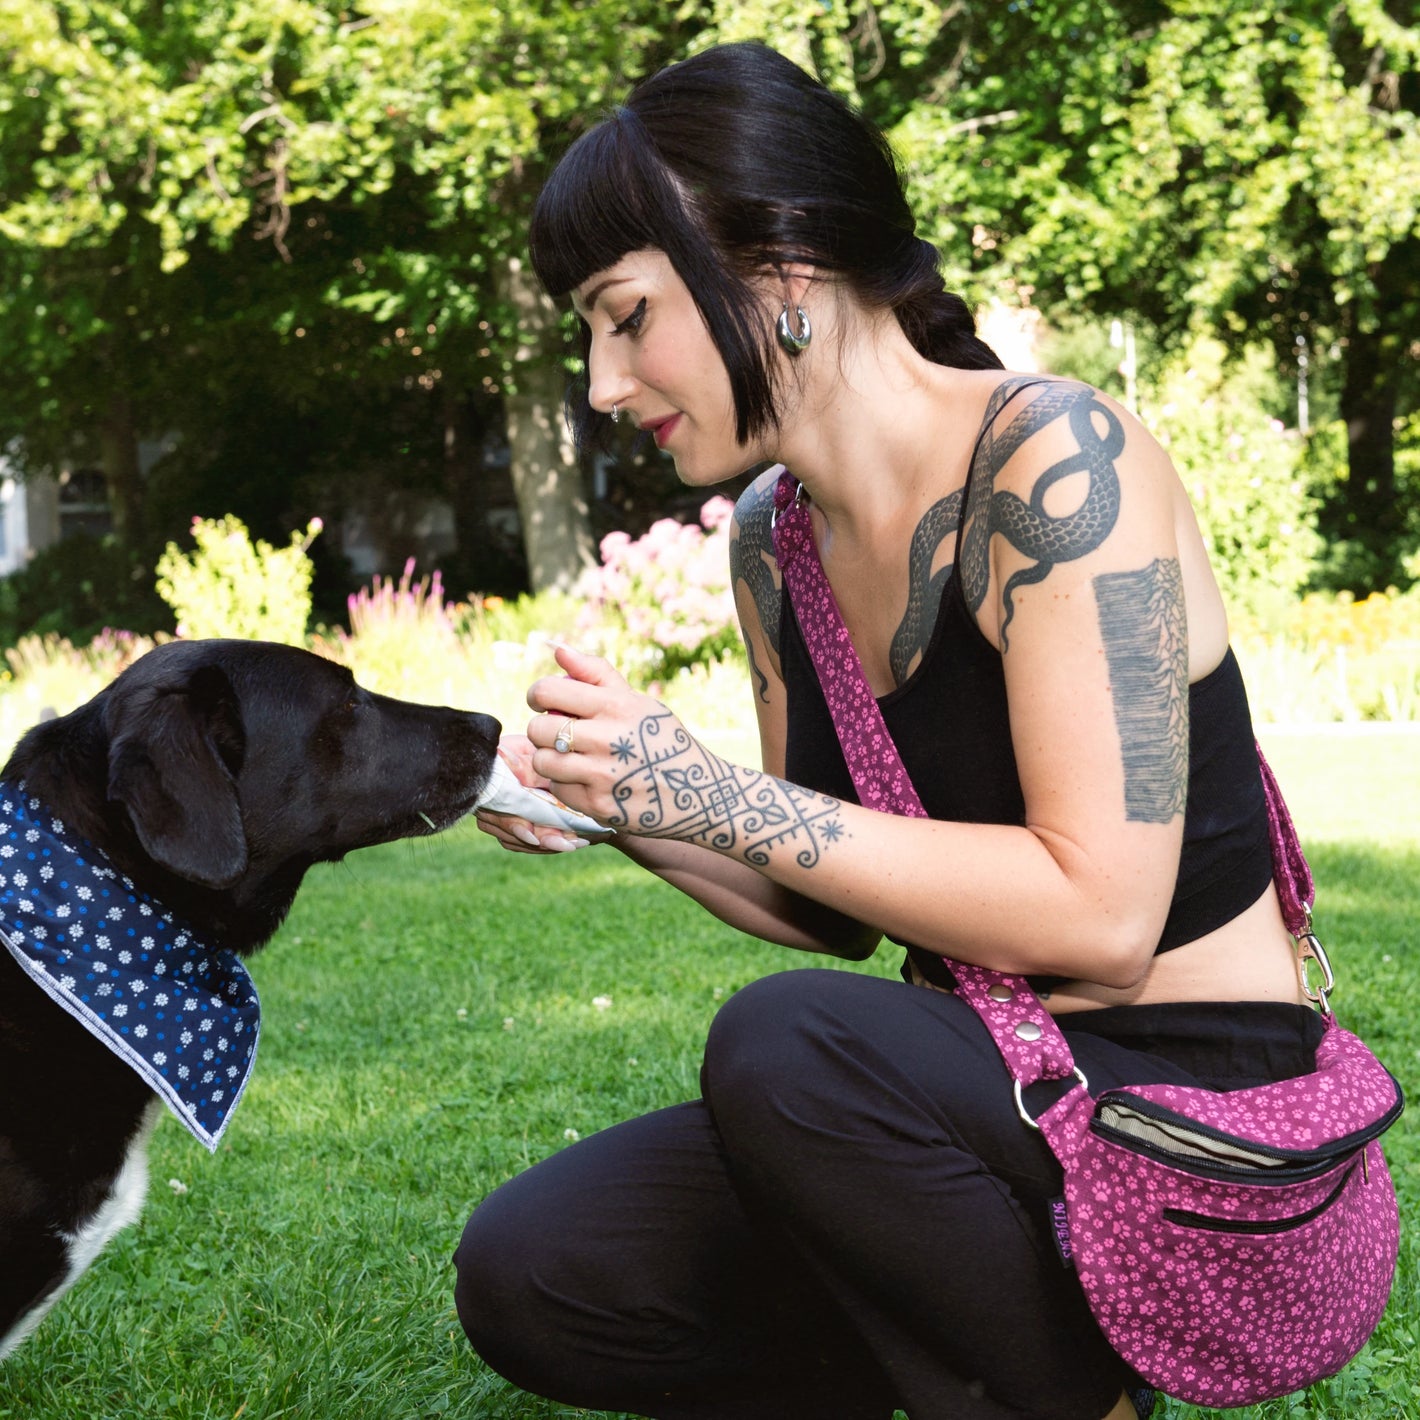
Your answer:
[904,886,1308,1013]
[1041,885,1307,1014]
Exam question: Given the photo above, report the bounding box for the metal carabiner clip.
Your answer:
[1295,909,1336,1016]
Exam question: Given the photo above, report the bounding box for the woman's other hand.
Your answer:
[474,734,594,853]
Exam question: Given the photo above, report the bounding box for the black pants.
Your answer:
[453,969,1321,1420]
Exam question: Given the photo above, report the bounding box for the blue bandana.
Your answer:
[0,782,260,1151]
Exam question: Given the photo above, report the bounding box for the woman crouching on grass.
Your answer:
[459,40,1315,1420]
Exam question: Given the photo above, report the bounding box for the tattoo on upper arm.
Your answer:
[610,711,847,867]
[889,489,963,686]
[960,380,1124,649]
[1094,559,1188,824]
[729,480,781,704]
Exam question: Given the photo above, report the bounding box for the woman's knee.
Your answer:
[452,1189,539,1376]
[702,969,878,1133]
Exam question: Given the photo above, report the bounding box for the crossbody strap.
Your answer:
[770,466,1327,1088]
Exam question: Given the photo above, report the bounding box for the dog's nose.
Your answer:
[469,712,502,745]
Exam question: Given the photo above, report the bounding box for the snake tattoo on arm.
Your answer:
[959,378,1125,650]
[728,478,782,704]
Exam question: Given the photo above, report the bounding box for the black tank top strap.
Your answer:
[953,376,1058,566]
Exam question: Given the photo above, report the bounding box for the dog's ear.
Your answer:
[105,662,249,889]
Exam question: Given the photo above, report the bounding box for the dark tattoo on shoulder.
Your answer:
[960,380,1124,649]
[729,479,781,703]
[1094,559,1188,824]
[889,488,963,686]
[610,710,848,868]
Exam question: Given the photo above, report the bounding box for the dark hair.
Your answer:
[530,41,1003,449]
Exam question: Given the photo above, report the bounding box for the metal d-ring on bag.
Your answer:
[771,470,1403,1408]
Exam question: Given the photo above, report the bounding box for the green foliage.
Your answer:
[155,514,321,643]
[572,498,745,689]
[1147,339,1321,620]
[0,532,170,649]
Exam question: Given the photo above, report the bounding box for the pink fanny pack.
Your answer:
[772,470,1402,1406]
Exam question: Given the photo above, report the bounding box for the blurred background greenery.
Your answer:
[0,0,1414,663]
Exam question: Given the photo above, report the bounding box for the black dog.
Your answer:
[0,638,500,1359]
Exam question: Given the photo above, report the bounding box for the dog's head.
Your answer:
[7,640,501,944]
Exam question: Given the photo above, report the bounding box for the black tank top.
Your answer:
[780,399,1275,976]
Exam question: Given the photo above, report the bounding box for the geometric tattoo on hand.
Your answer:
[1093,558,1189,823]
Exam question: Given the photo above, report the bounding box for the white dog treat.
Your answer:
[474,757,611,835]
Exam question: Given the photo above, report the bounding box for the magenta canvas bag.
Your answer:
[772,471,1402,1406]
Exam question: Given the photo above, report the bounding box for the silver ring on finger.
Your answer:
[553,717,576,754]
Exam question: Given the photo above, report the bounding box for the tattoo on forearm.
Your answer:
[960,380,1124,649]
[1094,559,1188,824]
[890,489,962,686]
[729,480,781,703]
[610,711,847,867]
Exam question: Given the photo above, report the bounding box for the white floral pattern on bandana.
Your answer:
[0,781,259,1151]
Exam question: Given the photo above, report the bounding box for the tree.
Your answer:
[880,0,1419,588]
[0,0,681,595]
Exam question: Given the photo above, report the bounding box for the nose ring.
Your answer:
[611,403,621,424]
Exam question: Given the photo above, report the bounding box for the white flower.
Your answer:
[76,885,93,901]
[178,1065,190,1080]
[54,904,70,918]
[153,1051,167,1066]
[563,1128,580,1141]
[181,1030,194,1045]
[60,975,76,990]
[210,1088,224,1102]
[592,995,613,1011]
[168,1178,188,1194]
[97,983,114,997]
[134,1025,147,1038]
[118,951,132,965]
[96,935,110,949]
[12,872,26,888]
[138,903,153,917]
[130,979,146,994]
[39,864,53,880]
[155,992,169,1006]
[112,1003,127,1016]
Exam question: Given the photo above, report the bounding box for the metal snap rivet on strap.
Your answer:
[987,984,1014,1003]
[1014,1020,1043,1042]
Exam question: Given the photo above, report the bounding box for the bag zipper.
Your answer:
[1090,1089,1402,1186]
[1162,1159,1359,1233]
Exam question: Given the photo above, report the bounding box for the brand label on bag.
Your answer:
[1048,1196,1074,1269]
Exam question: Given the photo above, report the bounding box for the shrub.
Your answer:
[1148,340,1321,621]
[0,532,170,650]
[1234,586,1420,723]
[573,497,743,688]
[155,515,321,644]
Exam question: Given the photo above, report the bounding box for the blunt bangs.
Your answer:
[530,104,783,453]
[530,111,682,300]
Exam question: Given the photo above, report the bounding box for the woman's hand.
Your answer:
[474,734,595,854]
[525,644,720,840]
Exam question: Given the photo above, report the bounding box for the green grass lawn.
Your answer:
[2,729,1417,1419]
